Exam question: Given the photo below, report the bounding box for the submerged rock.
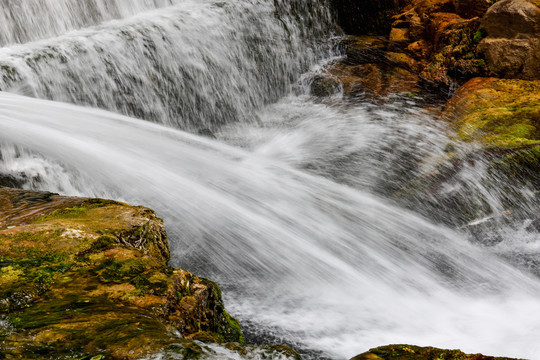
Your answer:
[351,344,522,359]
[0,173,25,189]
[312,36,423,102]
[0,188,243,359]
[394,77,540,230]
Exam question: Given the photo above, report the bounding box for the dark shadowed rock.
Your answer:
[453,0,492,18]
[198,128,217,139]
[332,0,411,35]
[310,74,341,97]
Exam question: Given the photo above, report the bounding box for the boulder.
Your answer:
[477,0,540,79]
[351,344,522,359]
[442,77,540,148]
[342,36,389,65]
[0,188,244,359]
[325,62,420,101]
[395,78,540,229]
[310,74,341,97]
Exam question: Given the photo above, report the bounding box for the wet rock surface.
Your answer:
[395,77,540,233]
[311,36,424,103]
[351,344,522,360]
[0,188,244,359]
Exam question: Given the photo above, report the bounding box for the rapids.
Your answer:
[1,93,540,359]
[0,0,539,359]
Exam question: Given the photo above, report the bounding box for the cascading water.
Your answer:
[2,93,540,359]
[0,0,334,129]
[0,0,540,359]
[0,0,189,47]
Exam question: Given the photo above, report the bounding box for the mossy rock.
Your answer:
[394,78,540,229]
[443,77,540,148]
[351,344,522,360]
[0,188,243,359]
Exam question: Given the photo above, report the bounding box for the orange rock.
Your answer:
[407,39,432,58]
[390,27,411,43]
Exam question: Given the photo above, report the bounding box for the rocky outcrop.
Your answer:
[394,77,540,233]
[311,36,423,102]
[0,188,250,359]
[328,0,539,98]
[442,77,540,148]
[351,344,522,360]
[320,0,500,101]
[442,76,540,193]
[388,0,493,89]
[477,0,540,79]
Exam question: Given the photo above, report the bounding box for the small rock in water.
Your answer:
[198,128,217,139]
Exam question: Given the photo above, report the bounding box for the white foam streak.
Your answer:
[1,93,540,359]
[0,0,333,129]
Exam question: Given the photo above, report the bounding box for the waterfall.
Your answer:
[0,0,334,129]
[0,0,539,359]
[1,93,540,359]
[0,0,186,46]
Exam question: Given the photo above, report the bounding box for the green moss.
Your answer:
[474,59,485,68]
[33,199,122,223]
[451,79,540,148]
[0,190,244,359]
[488,145,540,186]
[354,344,517,359]
[473,29,486,44]
[221,311,244,344]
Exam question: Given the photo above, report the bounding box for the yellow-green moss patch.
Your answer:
[444,78,540,149]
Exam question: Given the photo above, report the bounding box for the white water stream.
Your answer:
[0,0,539,359]
[0,0,333,128]
[1,93,540,359]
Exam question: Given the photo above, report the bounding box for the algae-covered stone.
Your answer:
[0,188,243,359]
[351,344,522,359]
[442,77,540,148]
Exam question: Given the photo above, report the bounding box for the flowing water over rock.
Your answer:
[0,0,189,46]
[0,0,333,129]
[0,0,540,359]
[1,94,540,359]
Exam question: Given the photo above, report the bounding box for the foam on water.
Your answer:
[1,93,540,359]
[0,0,333,129]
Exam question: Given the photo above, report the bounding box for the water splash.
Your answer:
[1,92,539,359]
[0,0,334,129]
[0,0,193,46]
